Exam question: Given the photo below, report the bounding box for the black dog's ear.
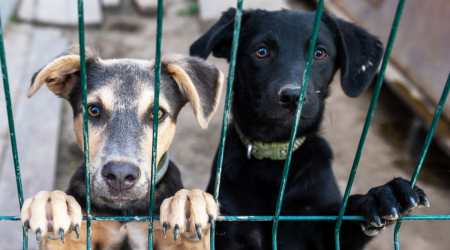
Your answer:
[323,14,383,98]
[162,55,224,129]
[190,8,251,60]
[29,45,99,99]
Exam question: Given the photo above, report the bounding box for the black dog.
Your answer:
[190,9,429,250]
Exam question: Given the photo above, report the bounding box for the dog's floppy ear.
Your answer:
[162,55,224,129]
[190,8,252,60]
[323,14,384,98]
[28,45,99,99]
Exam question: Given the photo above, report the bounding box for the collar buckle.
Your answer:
[247,142,253,160]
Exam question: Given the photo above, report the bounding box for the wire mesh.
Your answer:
[334,0,405,249]
[0,11,28,250]
[393,73,450,250]
[77,0,92,248]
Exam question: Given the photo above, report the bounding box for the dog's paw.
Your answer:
[358,178,429,236]
[160,189,219,241]
[21,191,82,244]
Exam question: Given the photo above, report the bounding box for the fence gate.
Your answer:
[1,0,449,250]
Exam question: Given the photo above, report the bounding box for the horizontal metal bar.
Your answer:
[0,216,21,221]
[219,216,362,221]
[217,215,450,221]
[90,216,152,220]
[393,215,450,221]
[2,215,450,222]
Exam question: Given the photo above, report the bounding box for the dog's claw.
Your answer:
[36,229,41,244]
[23,221,29,236]
[421,197,430,208]
[59,228,65,243]
[409,197,417,208]
[174,225,179,241]
[371,216,382,227]
[382,208,399,220]
[162,223,167,238]
[196,225,202,240]
[75,224,80,239]
[392,208,399,219]
[360,222,365,231]
[363,228,379,237]
[209,215,215,229]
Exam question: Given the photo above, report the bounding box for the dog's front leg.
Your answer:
[159,189,219,250]
[20,190,82,250]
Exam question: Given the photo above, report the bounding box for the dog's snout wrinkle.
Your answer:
[101,162,141,192]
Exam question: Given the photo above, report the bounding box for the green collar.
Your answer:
[235,125,306,160]
[155,152,169,185]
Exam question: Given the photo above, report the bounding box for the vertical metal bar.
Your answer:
[148,0,164,249]
[393,72,450,250]
[0,13,28,250]
[77,1,91,249]
[271,1,324,249]
[408,73,450,188]
[210,0,244,249]
[334,1,405,249]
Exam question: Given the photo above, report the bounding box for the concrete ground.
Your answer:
[3,0,449,249]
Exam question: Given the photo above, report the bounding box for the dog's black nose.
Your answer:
[102,162,140,191]
[278,88,303,111]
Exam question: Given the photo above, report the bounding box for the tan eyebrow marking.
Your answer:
[87,85,116,113]
[138,87,172,119]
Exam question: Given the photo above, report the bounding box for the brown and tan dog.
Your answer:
[20,46,223,250]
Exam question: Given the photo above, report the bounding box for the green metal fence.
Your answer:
[1,0,450,249]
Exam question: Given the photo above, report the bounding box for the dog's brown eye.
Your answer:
[150,109,164,120]
[88,105,100,117]
[313,48,326,60]
[255,47,269,58]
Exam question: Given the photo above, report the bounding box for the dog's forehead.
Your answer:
[246,10,333,44]
[86,58,173,100]
[94,59,155,89]
[252,10,315,29]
